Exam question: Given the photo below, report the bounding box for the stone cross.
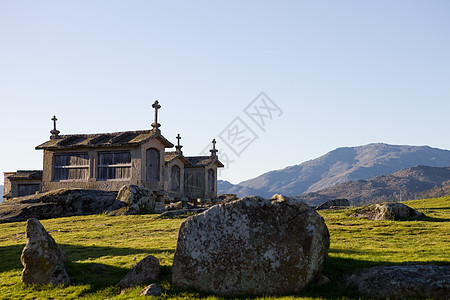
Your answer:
[152,100,161,130]
[175,134,183,153]
[50,115,60,139]
[52,115,58,131]
[210,138,218,157]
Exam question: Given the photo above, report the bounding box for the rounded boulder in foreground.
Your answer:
[172,195,330,296]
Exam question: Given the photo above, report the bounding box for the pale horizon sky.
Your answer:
[1,1,449,185]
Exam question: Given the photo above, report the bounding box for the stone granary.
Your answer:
[3,101,223,202]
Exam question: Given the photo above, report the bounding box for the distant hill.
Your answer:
[218,143,450,198]
[0,185,3,203]
[296,165,450,206]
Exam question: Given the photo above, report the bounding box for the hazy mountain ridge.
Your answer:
[218,143,450,198]
[0,185,3,202]
[296,165,450,206]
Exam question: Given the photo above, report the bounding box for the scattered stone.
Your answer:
[216,193,238,203]
[350,202,424,220]
[21,218,70,285]
[159,208,207,218]
[316,199,349,210]
[106,185,156,215]
[0,188,117,223]
[139,283,162,296]
[172,194,330,296]
[166,201,195,211]
[117,255,160,289]
[345,264,450,299]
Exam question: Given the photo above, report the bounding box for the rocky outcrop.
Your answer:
[106,185,156,216]
[172,194,330,296]
[117,255,160,289]
[350,202,424,220]
[21,218,70,285]
[346,264,450,299]
[0,189,117,223]
[316,198,349,210]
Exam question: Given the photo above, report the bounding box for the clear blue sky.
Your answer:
[1,1,449,185]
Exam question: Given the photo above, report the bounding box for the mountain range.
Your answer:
[218,143,450,199]
[296,165,450,206]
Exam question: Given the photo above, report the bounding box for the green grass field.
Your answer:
[0,196,448,299]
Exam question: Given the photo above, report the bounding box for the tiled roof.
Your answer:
[7,170,43,180]
[36,129,174,150]
[185,156,224,168]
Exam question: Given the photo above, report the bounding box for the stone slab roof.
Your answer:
[36,130,174,150]
[185,156,224,168]
[164,151,191,165]
[6,170,43,180]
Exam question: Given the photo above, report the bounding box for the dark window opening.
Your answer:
[53,152,89,181]
[98,151,131,180]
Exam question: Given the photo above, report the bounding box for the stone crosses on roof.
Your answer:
[151,100,161,130]
[50,115,60,139]
[175,134,183,153]
[210,138,218,157]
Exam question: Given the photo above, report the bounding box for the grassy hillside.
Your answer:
[0,196,448,299]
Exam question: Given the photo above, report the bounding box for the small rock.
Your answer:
[350,202,424,220]
[316,199,349,210]
[346,264,450,299]
[21,218,70,285]
[139,283,162,296]
[118,255,160,289]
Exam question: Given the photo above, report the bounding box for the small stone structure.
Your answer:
[32,102,223,202]
[117,255,160,289]
[21,218,70,285]
[350,202,424,220]
[172,194,330,296]
[3,170,42,200]
[346,264,450,299]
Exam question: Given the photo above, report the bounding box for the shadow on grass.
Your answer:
[58,243,174,261]
[0,244,25,272]
[419,215,450,222]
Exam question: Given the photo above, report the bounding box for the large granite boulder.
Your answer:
[346,264,450,299]
[106,185,156,216]
[21,218,70,285]
[172,195,330,296]
[350,202,424,220]
[0,188,117,223]
[117,255,160,289]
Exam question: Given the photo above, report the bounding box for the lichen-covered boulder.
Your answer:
[117,255,160,289]
[346,264,450,299]
[350,202,424,220]
[21,218,70,285]
[107,185,156,215]
[172,195,330,296]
